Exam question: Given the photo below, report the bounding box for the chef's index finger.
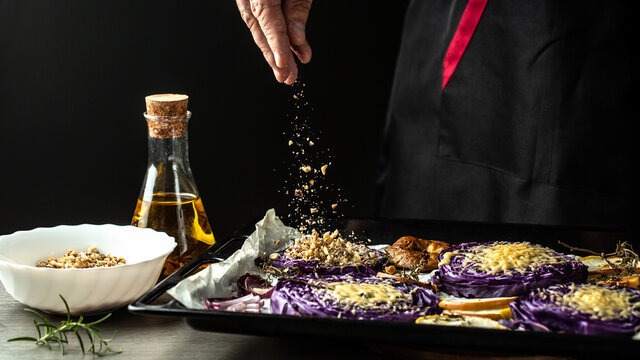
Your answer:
[237,0,290,82]
[250,0,293,70]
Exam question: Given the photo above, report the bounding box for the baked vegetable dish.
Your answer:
[270,273,441,320]
[433,241,589,298]
[508,283,640,336]
[195,225,638,338]
[265,230,386,275]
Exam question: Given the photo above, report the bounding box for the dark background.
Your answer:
[0,1,410,239]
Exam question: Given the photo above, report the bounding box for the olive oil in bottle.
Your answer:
[132,94,215,279]
[132,192,214,277]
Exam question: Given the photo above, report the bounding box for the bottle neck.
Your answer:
[141,111,198,198]
[144,111,192,166]
[147,133,190,166]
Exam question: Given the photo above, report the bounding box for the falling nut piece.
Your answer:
[321,164,328,175]
[301,165,312,173]
[288,140,293,146]
[331,203,338,209]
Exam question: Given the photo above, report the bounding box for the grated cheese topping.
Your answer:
[550,284,640,320]
[461,242,567,275]
[438,250,459,267]
[327,282,411,308]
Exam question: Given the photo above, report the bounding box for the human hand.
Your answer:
[236,0,313,85]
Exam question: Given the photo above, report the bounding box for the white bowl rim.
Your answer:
[0,223,177,271]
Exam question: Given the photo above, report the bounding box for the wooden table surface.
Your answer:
[0,283,570,360]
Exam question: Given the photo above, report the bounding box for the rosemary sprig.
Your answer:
[559,240,639,277]
[7,295,122,356]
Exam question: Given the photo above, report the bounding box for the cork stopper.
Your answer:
[144,94,190,138]
[145,94,189,117]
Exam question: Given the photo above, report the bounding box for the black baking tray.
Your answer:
[129,217,640,358]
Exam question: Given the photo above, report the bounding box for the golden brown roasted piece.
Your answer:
[386,236,450,272]
[601,275,640,289]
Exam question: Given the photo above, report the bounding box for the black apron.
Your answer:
[378,0,635,229]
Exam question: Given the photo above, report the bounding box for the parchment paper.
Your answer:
[167,209,298,309]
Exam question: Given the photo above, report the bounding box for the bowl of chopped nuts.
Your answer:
[0,224,176,314]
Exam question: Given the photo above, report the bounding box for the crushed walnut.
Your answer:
[283,229,379,267]
[36,246,126,269]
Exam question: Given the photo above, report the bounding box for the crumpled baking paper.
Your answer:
[167,208,298,309]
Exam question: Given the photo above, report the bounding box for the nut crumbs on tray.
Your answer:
[283,229,376,267]
[36,246,126,269]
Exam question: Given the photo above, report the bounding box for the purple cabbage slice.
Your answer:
[237,273,274,298]
[270,273,441,321]
[510,283,640,336]
[433,241,588,298]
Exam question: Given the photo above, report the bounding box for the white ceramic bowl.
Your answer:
[0,224,176,314]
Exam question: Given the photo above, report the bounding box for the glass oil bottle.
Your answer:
[132,94,215,279]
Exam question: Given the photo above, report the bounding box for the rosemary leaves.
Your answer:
[6,295,121,356]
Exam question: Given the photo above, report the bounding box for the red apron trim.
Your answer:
[442,0,488,91]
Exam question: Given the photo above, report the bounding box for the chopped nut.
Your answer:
[270,253,279,260]
[36,247,126,269]
[284,229,380,267]
[385,265,397,275]
[275,239,281,246]
[303,185,309,190]
[309,179,315,185]
[310,208,318,213]
[288,140,293,146]
[301,165,312,173]
[331,203,338,209]
[321,164,328,175]
[294,189,303,197]
[309,141,314,146]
